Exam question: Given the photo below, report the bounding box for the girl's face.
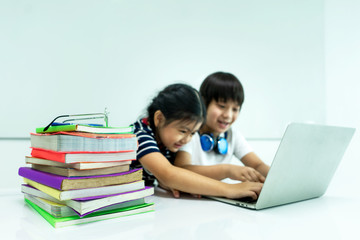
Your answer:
[158,119,202,152]
[204,99,240,137]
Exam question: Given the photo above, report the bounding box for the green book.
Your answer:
[23,193,146,217]
[36,124,134,134]
[25,198,154,228]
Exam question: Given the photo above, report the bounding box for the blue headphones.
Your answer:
[200,132,228,155]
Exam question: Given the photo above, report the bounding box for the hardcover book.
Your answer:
[18,167,143,190]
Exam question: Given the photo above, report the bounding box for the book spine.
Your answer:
[31,148,65,163]
[22,182,62,201]
[19,167,63,190]
[36,125,77,133]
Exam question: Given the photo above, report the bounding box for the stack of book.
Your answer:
[18,124,154,228]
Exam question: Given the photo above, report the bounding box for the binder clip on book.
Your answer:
[38,109,133,134]
[43,109,109,132]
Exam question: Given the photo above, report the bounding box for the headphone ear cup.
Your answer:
[216,137,228,155]
[200,134,214,152]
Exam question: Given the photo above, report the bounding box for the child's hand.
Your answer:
[229,166,266,183]
[157,180,181,198]
[225,182,263,200]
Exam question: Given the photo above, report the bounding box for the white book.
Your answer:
[24,193,146,218]
[30,132,138,152]
[25,156,132,170]
[65,187,154,215]
[22,179,145,201]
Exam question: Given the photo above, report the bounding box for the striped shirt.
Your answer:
[131,118,175,185]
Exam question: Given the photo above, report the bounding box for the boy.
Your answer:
[175,72,269,183]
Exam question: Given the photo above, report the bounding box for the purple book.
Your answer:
[18,167,142,190]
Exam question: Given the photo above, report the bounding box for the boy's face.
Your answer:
[205,99,240,136]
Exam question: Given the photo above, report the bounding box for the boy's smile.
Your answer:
[217,119,231,130]
[203,99,240,137]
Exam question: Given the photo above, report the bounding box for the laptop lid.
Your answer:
[207,123,355,210]
[255,122,355,209]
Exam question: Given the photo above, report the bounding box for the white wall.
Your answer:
[1,0,360,192]
[0,0,325,138]
[324,0,360,195]
[0,140,30,193]
[325,0,360,128]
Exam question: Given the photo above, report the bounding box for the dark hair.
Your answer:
[147,83,206,131]
[200,71,244,108]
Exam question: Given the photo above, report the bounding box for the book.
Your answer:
[22,184,63,203]
[22,179,145,200]
[31,164,130,177]
[18,167,143,190]
[24,193,146,218]
[31,148,136,163]
[65,187,154,215]
[25,156,132,170]
[30,132,138,152]
[36,124,134,134]
[25,198,154,228]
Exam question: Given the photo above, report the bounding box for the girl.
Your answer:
[175,72,270,183]
[131,83,262,199]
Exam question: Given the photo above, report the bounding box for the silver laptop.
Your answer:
[207,122,355,210]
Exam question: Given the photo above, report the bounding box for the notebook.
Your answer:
[207,122,355,210]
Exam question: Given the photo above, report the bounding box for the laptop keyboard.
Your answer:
[237,197,257,203]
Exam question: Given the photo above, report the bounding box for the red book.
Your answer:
[31,148,136,163]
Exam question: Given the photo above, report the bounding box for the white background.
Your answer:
[1,0,326,138]
[0,0,358,188]
[1,1,360,239]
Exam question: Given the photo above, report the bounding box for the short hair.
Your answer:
[200,71,244,108]
[147,83,206,131]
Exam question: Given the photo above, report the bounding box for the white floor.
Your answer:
[1,135,359,239]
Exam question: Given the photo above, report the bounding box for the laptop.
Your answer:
[207,122,355,210]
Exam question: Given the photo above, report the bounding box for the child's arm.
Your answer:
[140,151,263,199]
[174,151,265,183]
[240,152,270,177]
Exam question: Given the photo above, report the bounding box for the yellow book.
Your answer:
[24,178,61,199]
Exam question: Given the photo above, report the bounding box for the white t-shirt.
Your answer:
[180,128,253,166]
